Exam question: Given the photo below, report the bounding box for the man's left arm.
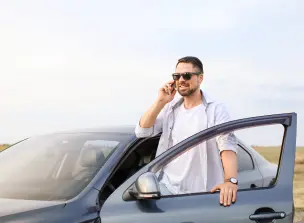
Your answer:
[210,103,238,207]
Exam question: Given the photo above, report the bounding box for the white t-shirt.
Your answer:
[160,102,209,194]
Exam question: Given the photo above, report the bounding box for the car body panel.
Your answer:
[0,199,65,218]
[237,140,277,188]
[0,187,100,223]
[238,169,264,189]
[238,139,279,186]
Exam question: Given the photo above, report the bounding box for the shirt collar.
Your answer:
[171,89,214,110]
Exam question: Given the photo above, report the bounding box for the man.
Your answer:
[135,56,238,207]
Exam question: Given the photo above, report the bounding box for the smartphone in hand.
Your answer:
[168,82,176,95]
[172,81,176,90]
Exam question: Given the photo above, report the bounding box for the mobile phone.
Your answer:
[168,82,176,95]
[171,82,176,90]
[171,81,176,92]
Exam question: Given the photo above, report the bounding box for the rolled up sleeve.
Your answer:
[214,103,238,154]
[135,107,165,138]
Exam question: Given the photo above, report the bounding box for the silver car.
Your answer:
[236,139,277,189]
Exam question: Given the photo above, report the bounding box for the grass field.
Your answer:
[1,144,304,220]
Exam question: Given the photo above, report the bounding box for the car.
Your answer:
[236,138,278,189]
[0,113,297,222]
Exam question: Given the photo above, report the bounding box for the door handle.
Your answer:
[249,211,286,221]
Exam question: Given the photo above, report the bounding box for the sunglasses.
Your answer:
[172,72,202,81]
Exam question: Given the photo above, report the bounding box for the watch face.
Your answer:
[231,178,238,184]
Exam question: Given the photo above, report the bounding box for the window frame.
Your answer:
[146,113,293,192]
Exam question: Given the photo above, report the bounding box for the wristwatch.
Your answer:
[225,177,238,185]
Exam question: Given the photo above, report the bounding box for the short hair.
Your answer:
[176,56,204,73]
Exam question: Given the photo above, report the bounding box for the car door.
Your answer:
[99,113,297,223]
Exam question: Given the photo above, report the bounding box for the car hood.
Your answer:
[0,198,65,219]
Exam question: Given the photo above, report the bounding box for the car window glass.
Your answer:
[237,145,254,172]
[156,123,284,196]
[0,132,129,201]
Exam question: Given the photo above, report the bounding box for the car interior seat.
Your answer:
[75,145,106,182]
[80,145,106,168]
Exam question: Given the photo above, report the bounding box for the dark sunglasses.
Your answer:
[172,72,202,81]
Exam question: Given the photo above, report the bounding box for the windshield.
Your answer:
[0,132,128,201]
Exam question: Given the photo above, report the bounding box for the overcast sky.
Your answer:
[0,0,303,146]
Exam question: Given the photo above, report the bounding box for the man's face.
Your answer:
[174,62,203,97]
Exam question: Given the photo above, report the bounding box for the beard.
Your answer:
[177,83,199,96]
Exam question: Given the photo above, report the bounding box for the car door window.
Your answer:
[237,145,254,172]
[151,122,284,196]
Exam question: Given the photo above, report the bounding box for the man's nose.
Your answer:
[179,75,186,82]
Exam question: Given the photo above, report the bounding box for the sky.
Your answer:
[0,0,303,146]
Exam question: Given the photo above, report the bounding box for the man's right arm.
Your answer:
[135,80,177,138]
[135,100,167,138]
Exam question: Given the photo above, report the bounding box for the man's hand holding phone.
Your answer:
[157,80,177,104]
[139,80,177,129]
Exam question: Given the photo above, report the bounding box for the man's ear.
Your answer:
[199,74,204,84]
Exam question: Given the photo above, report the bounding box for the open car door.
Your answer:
[100,113,297,223]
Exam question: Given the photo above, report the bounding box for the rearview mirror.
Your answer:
[124,172,161,201]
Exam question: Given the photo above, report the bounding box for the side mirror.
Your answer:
[123,172,161,201]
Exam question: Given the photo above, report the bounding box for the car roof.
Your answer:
[51,125,137,135]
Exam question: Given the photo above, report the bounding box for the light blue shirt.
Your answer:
[135,90,237,193]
